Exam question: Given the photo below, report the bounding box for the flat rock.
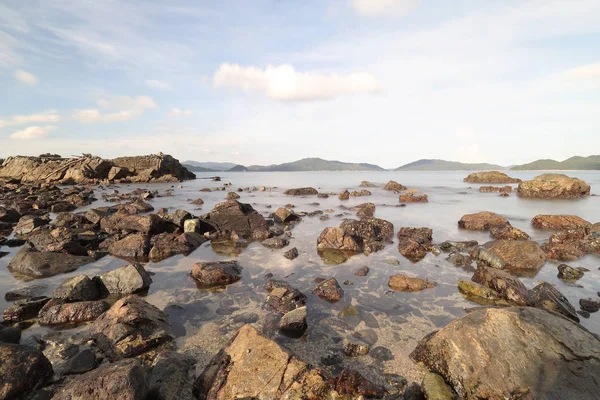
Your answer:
[96,263,152,295]
[4,284,49,301]
[284,187,318,196]
[38,300,108,325]
[517,173,590,199]
[0,343,53,399]
[463,171,521,184]
[8,245,93,279]
[100,213,163,235]
[458,211,509,231]
[388,274,436,292]
[532,214,591,231]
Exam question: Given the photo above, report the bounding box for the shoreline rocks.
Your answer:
[517,173,590,199]
[463,171,521,183]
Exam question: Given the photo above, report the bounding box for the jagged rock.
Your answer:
[543,242,586,261]
[384,181,406,191]
[183,218,215,235]
[463,171,520,183]
[101,213,163,235]
[148,351,196,400]
[262,237,289,249]
[457,280,509,306]
[458,211,509,231]
[339,217,394,251]
[265,279,307,314]
[108,233,151,262]
[284,187,318,195]
[472,266,529,305]
[54,275,99,301]
[557,263,584,281]
[411,307,600,400]
[531,214,591,231]
[279,306,308,335]
[273,207,301,224]
[4,284,49,301]
[190,260,242,287]
[3,296,50,322]
[489,225,530,240]
[517,173,590,199]
[112,154,195,182]
[96,263,152,295]
[283,247,299,260]
[27,226,88,256]
[485,240,546,273]
[90,296,173,360]
[0,343,53,399]
[13,215,50,235]
[205,200,268,239]
[530,282,579,322]
[580,298,600,312]
[85,207,114,225]
[388,274,436,292]
[339,190,350,200]
[8,245,93,278]
[51,212,91,228]
[447,253,473,268]
[38,300,108,325]
[313,277,344,302]
[397,227,433,262]
[317,227,360,252]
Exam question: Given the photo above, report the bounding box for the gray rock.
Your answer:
[580,298,600,312]
[4,284,49,301]
[62,348,97,375]
[148,351,196,400]
[53,275,99,301]
[530,282,579,322]
[190,260,242,287]
[283,247,299,260]
[96,263,152,295]
[0,326,21,343]
[279,306,307,335]
[13,215,49,235]
[8,245,93,279]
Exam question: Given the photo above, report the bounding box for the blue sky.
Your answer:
[0,0,599,168]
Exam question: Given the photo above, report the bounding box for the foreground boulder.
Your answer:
[0,343,53,399]
[531,214,591,231]
[411,307,600,400]
[190,260,242,287]
[8,245,93,278]
[485,240,546,274]
[463,171,521,183]
[284,187,318,196]
[517,173,590,199]
[205,200,268,239]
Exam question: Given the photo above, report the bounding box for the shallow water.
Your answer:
[1,170,599,384]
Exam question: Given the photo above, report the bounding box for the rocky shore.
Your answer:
[0,169,599,399]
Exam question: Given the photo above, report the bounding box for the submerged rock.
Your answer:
[463,171,521,184]
[399,192,428,203]
[284,187,318,196]
[0,343,53,399]
[312,277,344,302]
[517,173,590,199]
[190,260,242,287]
[354,266,369,276]
[388,274,436,292]
[479,185,512,193]
[343,335,370,357]
[339,190,350,200]
[262,237,289,249]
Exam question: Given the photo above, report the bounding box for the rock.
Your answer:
[0,326,21,344]
[489,225,530,240]
[529,282,579,322]
[283,247,299,260]
[388,274,436,292]
[479,185,512,193]
[350,189,371,196]
[226,192,240,200]
[147,351,195,400]
[191,198,204,205]
[447,252,473,268]
[339,217,394,253]
[458,280,509,306]
[517,173,590,199]
[384,180,406,191]
[472,266,530,305]
[85,207,113,225]
[148,232,198,262]
[96,263,152,295]
[421,372,456,400]
[397,227,433,262]
[439,240,479,253]
[27,226,88,256]
[399,192,428,203]
[38,300,108,325]
[62,348,98,375]
[183,218,215,235]
[53,275,99,301]
[111,153,195,182]
[265,279,307,314]
[160,209,193,229]
[51,212,91,228]
[369,346,393,361]
[354,266,369,276]
[580,298,600,312]
[474,247,505,269]
[543,242,586,261]
[360,181,376,187]
[205,200,268,239]
[262,237,289,249]
[3,296,50,322]
[52,358,148,400]
[463,171,521,183]
[0,343,53,399]
[4,284,49,301]
[273,207,301,224]
[90,296,173,360]
[316,227,360,252]
[557,263,584,281]
[486,240,546,273]
[13,215,50,235]
[190,260,242,287]
[531,214,591,231]
[279,306,308,335]
[317,193,329,198]
[339,190,350,200]
[284,187,318,196]
[355,202,376,219]
[411,307,600,400]
[313,277,344,302]
[108,165,130,181]
[343,336,370,357]
[107,234,150,262]
[458,211,509,231]
[404,382,426,400]
[101,213,163,235]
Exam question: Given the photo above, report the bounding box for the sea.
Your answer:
[1,170,599,383]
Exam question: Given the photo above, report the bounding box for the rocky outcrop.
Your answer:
[411,307,600,400]
[0,343,53,399]
[8,244,93,278]
[384,180,406,191]
[190,260,242,287]
[531,214,591,231]
[463,171,521,183]
[458,211,508,231]
[485,240,546,273]
[284,187,318,196]
[388,274,436,292]
[397,227,434,262]
[205,200,268,239]
[517,173,591,199]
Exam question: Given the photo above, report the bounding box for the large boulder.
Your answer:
[205,200,268,239]
[90,296,173,360]
[284,187,318,196]
[52,358,148,400]
[411,307,600,400]
[463,171,521,183]
[517,173,590,199]
[0,343,53,399]
[96,264,152,295]
[485,240,546,273]
[8,245,93,278]
[458,211,509,231]
[531,214,591,231]
[190,260,242,287]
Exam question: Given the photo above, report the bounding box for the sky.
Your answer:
[0,0,599,169]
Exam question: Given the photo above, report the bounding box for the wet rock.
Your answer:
[0,326,21,343]
[226,192,240,200]
[284,187,318,196]
[458,280,509,306]
[283,247,299,260]
[388,274,436,292]
[517,173,590,199]
[52,212,91,228]
[279,306,308,335]
[160,209,193,229]
[339,217,394,253]
[479,185,512,193]
[191,198,204,205]
[360,180,376,187]
[339,190,350,200]
[369,346,393,361]
[384,180,406,191]
[90,296,173,360]
[85,207,114,225]
[317,227,360,252]
[4,284,49,301]
[262,237,289,249]
[149,232,206,262]
[354,266,369,276]
[464,171,521,184]
[411,307,600,400]
[399,192,428,203]
[100,213,163,235]
[542,242,586,261]
[52,358,148,400]
[61,348,98,375]
[3,296,50,322]
[580,298,600,312]
[557,263,584,281]
[343,336,370,357]
[474,247,505,269]
[458,211,509,231]
[351,189,371,196]
[38,300,108,325]
[205,200,268,239]
[489,225,530,240]
[53,275,99,301]
[96,263,152,295]
[439,240,478,253]
[334,368,386,398]
[0,343,53,399]
[532,214,592,233]
[472,266,529,305]
[397,227,433,262]
[317,193,329,198]
[355,202,376,218]
[313,277,344,302]
[148,351,195,400]
[530,282,579,322]
[446,252,472,268]
[191,260,242,287]
[265,279,307,314]
[14,215,50,235]
[421,372,457,400]
[0,206,20,223]
[486,240,546,273]
[27,226,88,256]
[273,207,301,224]
[108,233,151,262]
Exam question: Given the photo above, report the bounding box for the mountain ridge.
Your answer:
[395,159,505,171]
[510,155,600,171]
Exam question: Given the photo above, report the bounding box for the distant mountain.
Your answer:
[244,158,385,172]
[182,161,238,171]
[182,164,217,172]
[228,164,248,172]
[510,155,600,171]
[396,159,505,171]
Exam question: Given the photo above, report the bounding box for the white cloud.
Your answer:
[351,0,419,17]
[9,125,57,140]
[0,111,60,129]
[145,79,171,90]
[167,108,193,117]
[213,63,380,101]
[72,95,157,124]
[560,62,600,80]
[14,69,38,86]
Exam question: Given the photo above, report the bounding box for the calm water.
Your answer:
[1,170,599,383]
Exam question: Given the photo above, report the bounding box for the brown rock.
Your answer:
[531,214,591,231]
[517,173,590,199]
[108,234,151,262]
[399,192,428,202]
[38,300,108,325]
[8,245,93,278]
[205,200,268,239]
[339,190,350,200]
[317,227,360,252]
[384,180,406,191]
[312,277,344,302]
[284,187,318,196]
[486,240,546,273]
[273,207,301,224]
[388,274,436,292]
[397,227,433,262]
[479,185,512,193]
[489,225,530,240]
[464,171,521,183]
[0,343,53,399]
[458,211,509,231]
[350,189,371,196]
[472,266,530,305]
[191,260,242,287]
[100,213,163,235]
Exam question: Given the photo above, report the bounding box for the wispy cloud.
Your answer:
[168,108,192,117]
[10,125,57,140]
[0,110,60,129]
[72,95,157,124]
[214,63,380,101]
[145,79,171,90]
[14,69,38,85]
